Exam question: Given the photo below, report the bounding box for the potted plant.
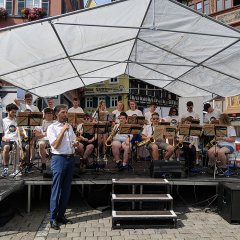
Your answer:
[21,7,46,21]
[0,7,8,19]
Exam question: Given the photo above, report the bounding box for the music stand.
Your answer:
[16,112,43,175]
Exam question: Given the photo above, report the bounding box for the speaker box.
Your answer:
[218,182,240,224]
[150,160,182,178]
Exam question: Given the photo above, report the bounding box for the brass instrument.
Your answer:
[174,141,184,150]
[137,137,155,147]
[137,125,164,147]
[105,125,119,147]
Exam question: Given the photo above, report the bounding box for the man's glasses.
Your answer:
[187,106,193,109]
[152,118,159,120]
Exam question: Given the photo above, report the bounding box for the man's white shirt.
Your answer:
[47,121,76,155]
[2,117,18,140]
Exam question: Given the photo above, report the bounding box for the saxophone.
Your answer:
[105,125,119,147]
[137,137,155,147]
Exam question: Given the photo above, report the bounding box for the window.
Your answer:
[216,0,223,11]
[98,97,105,104]
[109,77,119,84]
[0,0,13,15]
[224,0,231,8]
[85,97,93,108]
[17,0,49,16]
[110,96,118,108]
[233,0,240,6]
[204,0,209,14]
[196,2,203,12]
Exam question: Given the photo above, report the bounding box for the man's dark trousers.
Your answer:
[50,154,75,222]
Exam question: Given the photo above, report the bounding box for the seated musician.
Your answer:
[163,107,179,126]
[34,108,55,172]
[208,114,236,170]
[76,114,97,166]
[141,112,174,161]
[177,117,197,174]
[126,100,143,117]
[144,102,158,125]
[1,103,20,177]
[112,101,125,124]
[111,112,132,170]
[203,103,221,123]
[92,100,108,160]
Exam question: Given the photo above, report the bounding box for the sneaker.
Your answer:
[102,155,108,162]
[10,170,22,177]
[1,168,9,177]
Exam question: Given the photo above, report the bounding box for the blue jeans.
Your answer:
[49,154,75,221]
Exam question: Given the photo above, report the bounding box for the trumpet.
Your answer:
[105,125,119,147]
[137,137,155,147]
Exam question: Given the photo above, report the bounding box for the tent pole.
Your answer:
[54,22,240,39]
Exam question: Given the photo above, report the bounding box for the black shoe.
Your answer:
[50,219,60,230]
[57,216,73,224]
[42,163,46,171]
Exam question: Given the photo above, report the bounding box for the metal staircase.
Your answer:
[112,178,177,229]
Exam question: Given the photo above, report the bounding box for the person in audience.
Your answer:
[203,103,221,123]
[141,112,174,161]
[208,114,236,170]
[112,112,132,170]
[126,100,143,116]
[14,92,39,112]
[34,108,55,172]
[112,101,124,124]
[180,101,199,122]
[68,98,84,113]
[1,103,20,177]
[144,102,158,125]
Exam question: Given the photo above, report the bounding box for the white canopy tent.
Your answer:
[0,0,240,98]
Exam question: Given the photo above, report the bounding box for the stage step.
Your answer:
[112,178,177,228]
[112,193,173,201]
[112,178,169,186]
[112,210,177,229]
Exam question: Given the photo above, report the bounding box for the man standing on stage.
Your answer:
[47,104,78,230]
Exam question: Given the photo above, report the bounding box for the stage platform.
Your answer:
[1,167,240,213]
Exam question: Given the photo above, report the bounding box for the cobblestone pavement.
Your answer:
[1,198,240,240]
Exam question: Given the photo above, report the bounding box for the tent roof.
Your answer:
[0,0,240,98]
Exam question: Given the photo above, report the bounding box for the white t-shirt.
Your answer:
[35,120,56,141]
[163,116,179,126]
[180,111,200,120]
[68,107,84,113]
[144,111,156,125]
[204,109,221,123]
[2,117,18,141]
[126,109,143,117]
[218,126,236,149]
[112,110,121,123]
[142,125,154,137]
[20,103,39,112]
[47,121,76,155]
